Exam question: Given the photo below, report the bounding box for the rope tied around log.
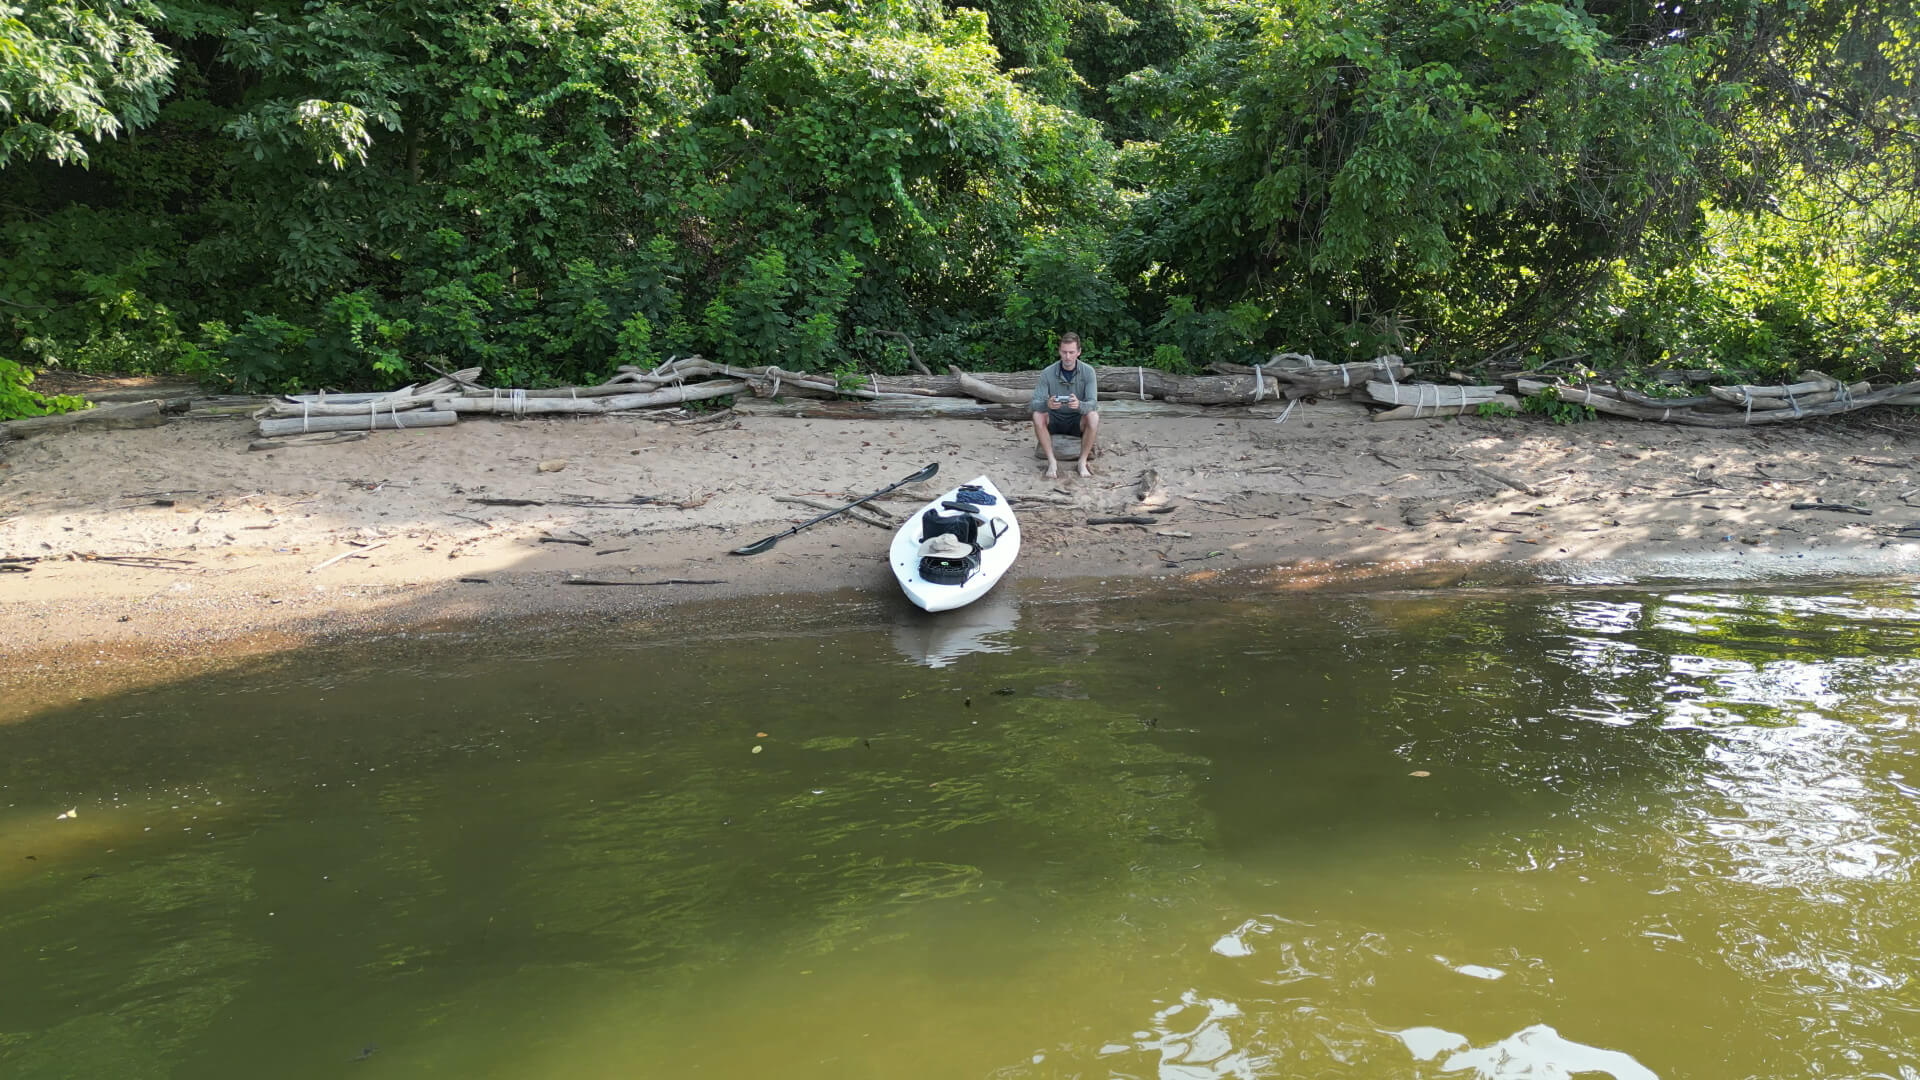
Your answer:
[1407,383,1471,419]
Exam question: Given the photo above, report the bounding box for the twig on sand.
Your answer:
[309,540,387,572]
[1466,464,1541,495]
[75,553,198,570]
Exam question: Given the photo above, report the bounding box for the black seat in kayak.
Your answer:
[919,508,982,585]
[921,507,981,547]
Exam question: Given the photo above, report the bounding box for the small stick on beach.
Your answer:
[308,540,387,573]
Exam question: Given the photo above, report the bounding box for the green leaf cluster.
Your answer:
[0,356,87,421]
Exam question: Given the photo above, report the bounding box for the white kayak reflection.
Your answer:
[1394,1023,1659,1079]
[889,585,1021,668]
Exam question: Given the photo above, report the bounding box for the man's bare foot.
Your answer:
[1077,459,1093,478]
[1044,460,1059,479]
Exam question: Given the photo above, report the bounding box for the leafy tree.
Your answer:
[0,0,176,167]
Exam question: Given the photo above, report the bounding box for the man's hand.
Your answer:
[1065,394,1080,411]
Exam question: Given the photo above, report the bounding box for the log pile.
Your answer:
[249,353,1415,442]
[1513,372,1915,428]
[1349,368,1916,427]
[246,353,1920,445]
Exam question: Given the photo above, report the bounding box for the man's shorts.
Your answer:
[1046,409,1083,436]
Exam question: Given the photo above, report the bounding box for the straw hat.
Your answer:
[920,534,972,559]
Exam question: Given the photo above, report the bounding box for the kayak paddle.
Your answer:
[731,462,939,555]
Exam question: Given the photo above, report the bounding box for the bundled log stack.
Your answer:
[1347,369,1918,427]
[250,354,1918,442]
[1513,371,1917,427]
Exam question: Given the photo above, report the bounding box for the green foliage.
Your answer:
[1122,0,1723,363]
[0,0,1911,389]
[1587,179,1918,381]
[1475,400,1518,418]
[0,0,176,167]
[0,356,87,421]
[1522,386,1595,424]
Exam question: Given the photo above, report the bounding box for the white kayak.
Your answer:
[889,474,1021,612]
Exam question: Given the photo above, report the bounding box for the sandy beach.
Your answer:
[7,386,1920,713]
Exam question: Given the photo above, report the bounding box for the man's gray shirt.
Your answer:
[1029,361,1098,415]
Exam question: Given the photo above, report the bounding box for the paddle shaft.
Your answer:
[732,463,938,555]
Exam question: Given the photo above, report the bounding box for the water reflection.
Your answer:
[1399,1024,1658,1079]
[4,582,1920,1078]
[889,586,1021,668]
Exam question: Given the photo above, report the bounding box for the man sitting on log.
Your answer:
[1030,331,1100,479]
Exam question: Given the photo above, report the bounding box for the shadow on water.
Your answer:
[3,580,1919,1078]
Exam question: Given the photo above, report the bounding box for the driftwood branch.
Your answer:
[247,431,369,451]
[874,330,932,375]
[1466,465,1542,495]
[948,365,1029,405]
[0,397,190,440]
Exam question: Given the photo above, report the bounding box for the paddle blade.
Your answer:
[908,462,940,484]
[730,536,779,556]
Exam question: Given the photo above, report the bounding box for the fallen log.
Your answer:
[0,397,190,440]
[1358,381,1503,407]
[261,398,437,418]
[257,410,457,437]
[81,382,201,404]
[1712,368,1858,403]
[949,365,1029,405]
[1372,394,1520,421]
[437,380,747,414]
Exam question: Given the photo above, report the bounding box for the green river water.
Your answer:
[2,581,1917,1079]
